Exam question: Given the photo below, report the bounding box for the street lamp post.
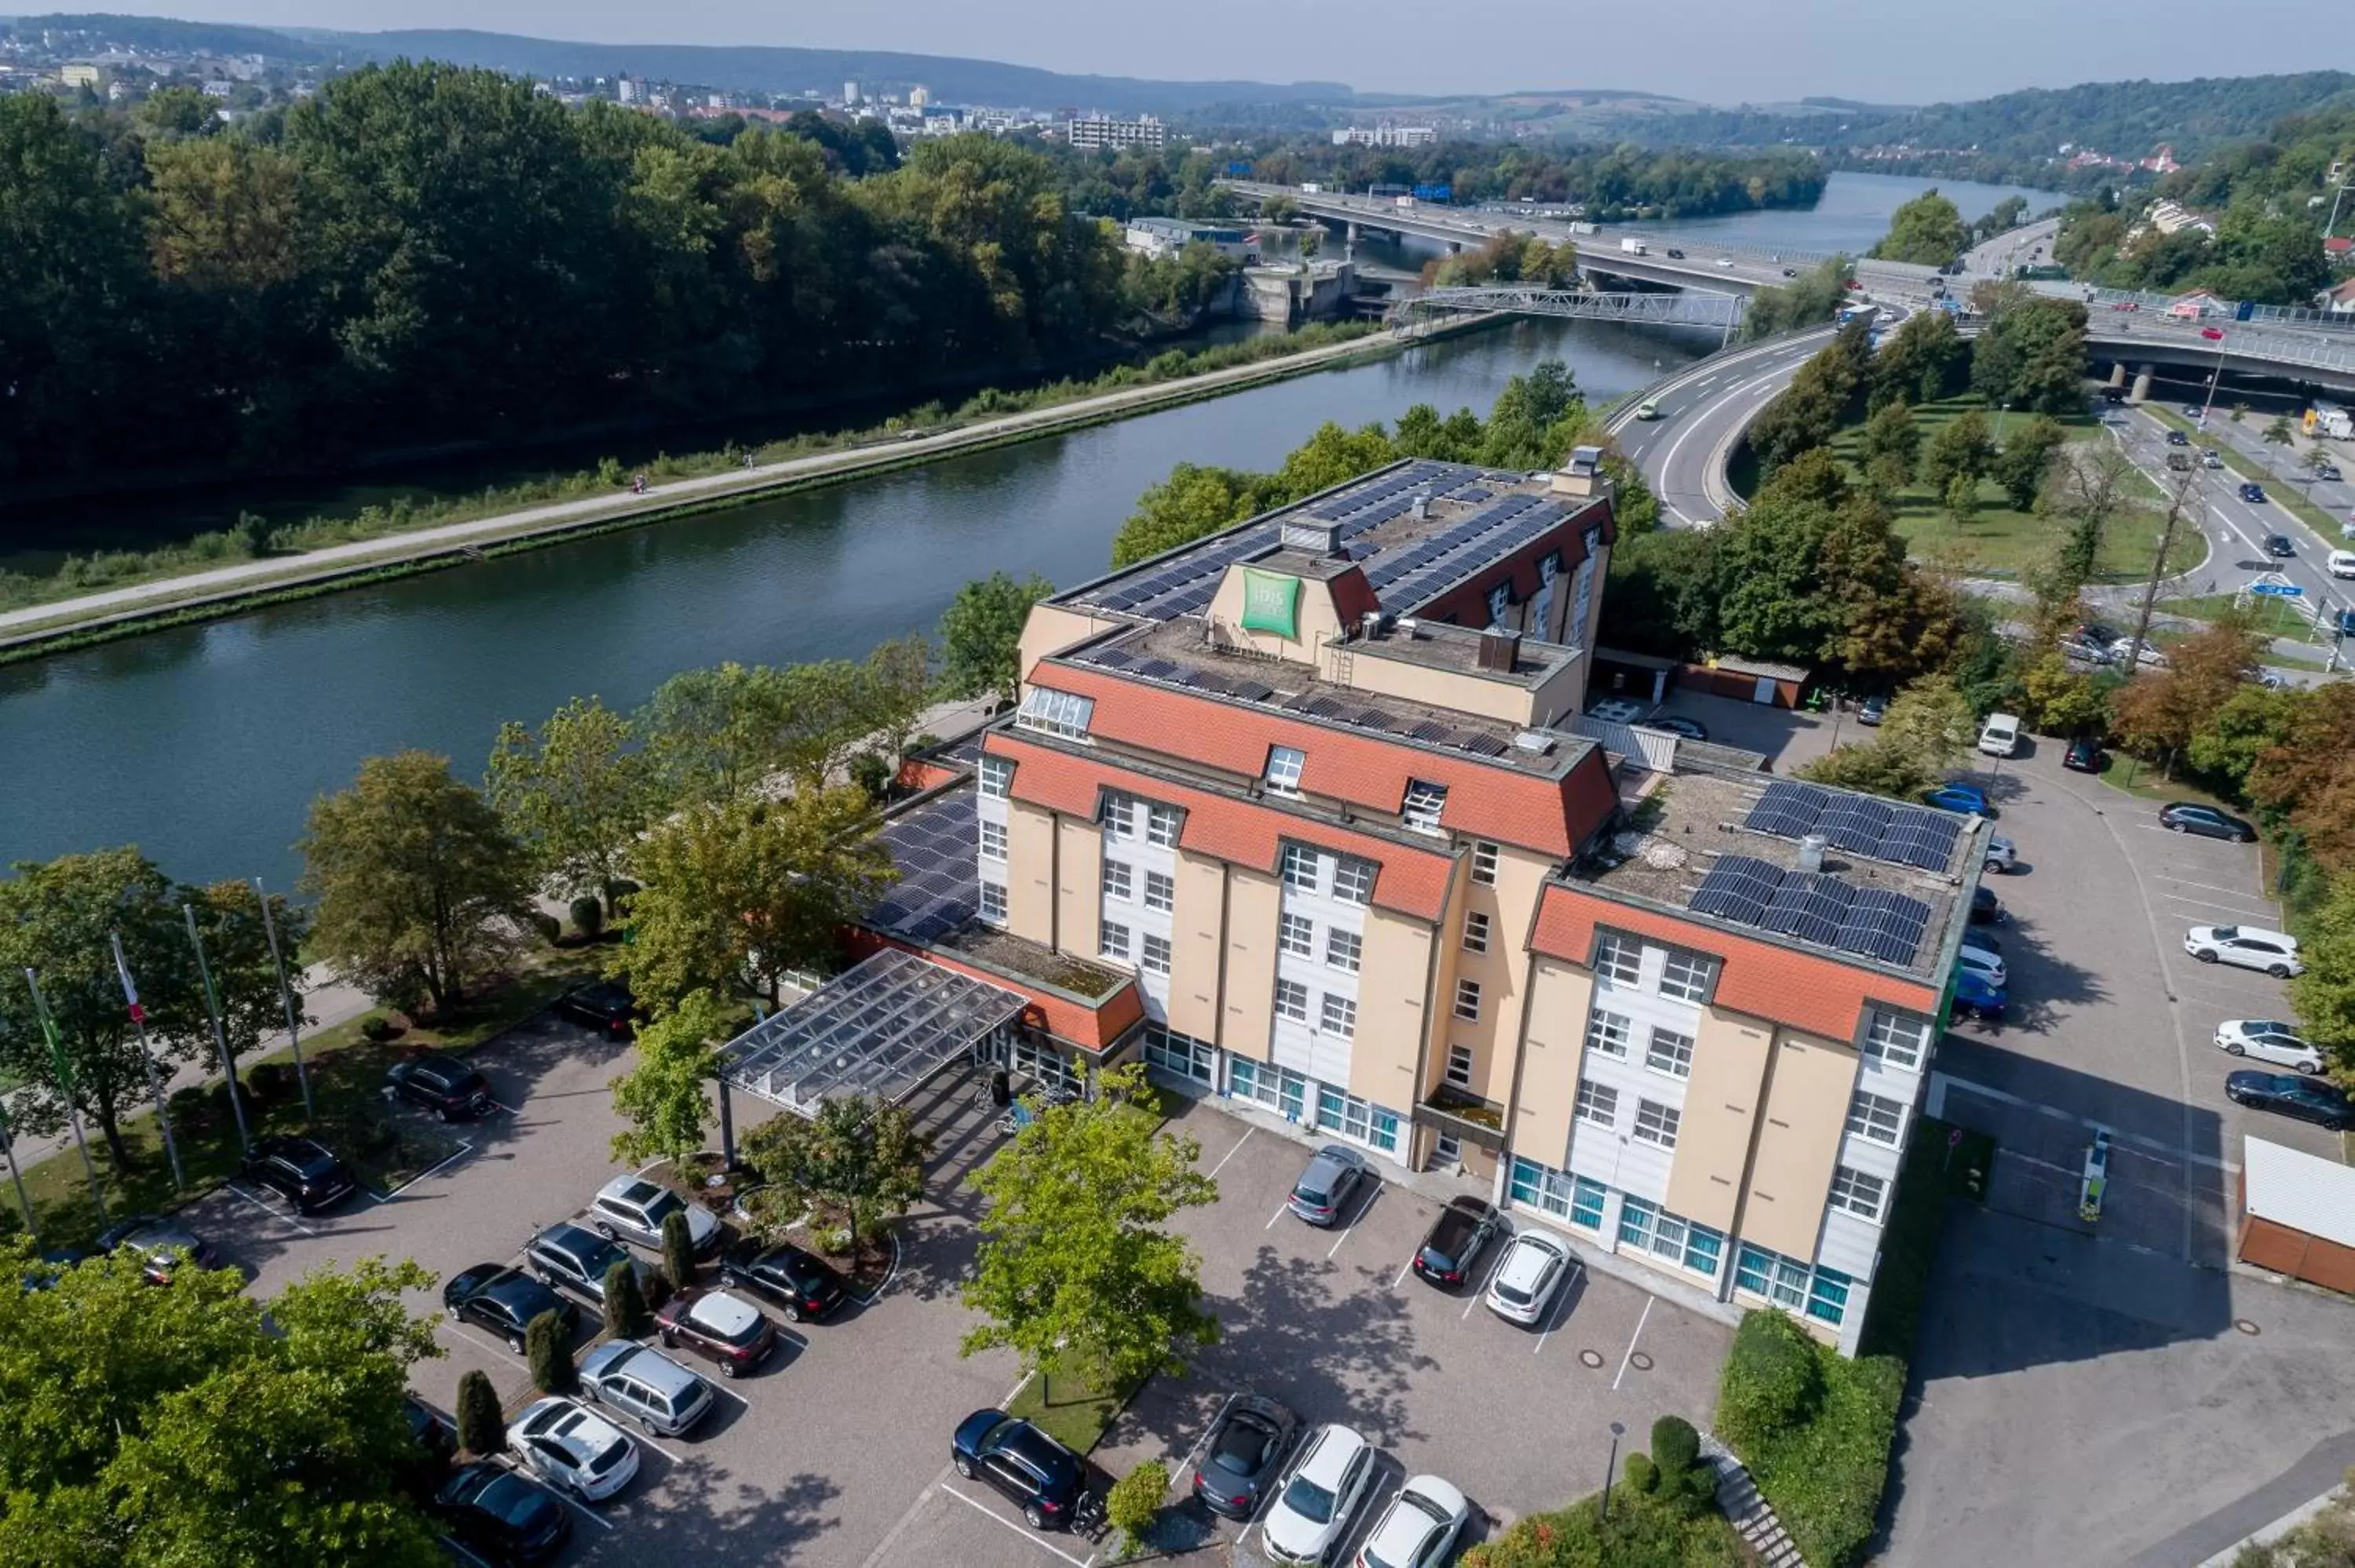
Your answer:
[1599,1421,1627,1523]
[2198,332,2229,429]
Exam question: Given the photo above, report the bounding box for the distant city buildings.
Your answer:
[1331,124,1437,148]
[1067,114,1167,151]
[1123,216,1254,261]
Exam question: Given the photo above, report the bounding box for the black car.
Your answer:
[1780,266,1798,277]
[1645,715,1708,742]
[555,981,637,1038]
[1664,247,1685,259]
[951,1409,1087,1530]
[2317,463,2343,483]
[1411,1195,1502,1289]
[436,1460,572,1566]
[386,1052,495,1120]
[406,1395,458,1467]
[2226,1071,2353,1131]
[2159,802,2257,842]
[2263,533,2295,558]
[1970,886,2006,926]
[1191,1394,1301,1521]
[444,1264,580,1353]
[721,1239,849,1323]
[239,1134,357,1213]
[2165,429,2189,447]
[2062,736,2105,773]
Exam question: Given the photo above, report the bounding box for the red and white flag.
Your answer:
[111,932,147,1026]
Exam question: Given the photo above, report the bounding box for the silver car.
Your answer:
[1485,1227,1578,1327]
[590,1174,721,1255]
[1287,1145,1370,1227]
[578,1340,715,1438]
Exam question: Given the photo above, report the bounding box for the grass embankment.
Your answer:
[1830,396,2196,581]
[2155,592,2327,641]
[2145,407,2346,541]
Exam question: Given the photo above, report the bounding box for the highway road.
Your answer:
[1606,329,1834,527]
[1959,214,2061,281]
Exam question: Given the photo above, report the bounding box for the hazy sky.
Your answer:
[159,0,2324,104]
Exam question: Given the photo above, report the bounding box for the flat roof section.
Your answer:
[2243,1136,2355,1249]
[719,948,1027,1114]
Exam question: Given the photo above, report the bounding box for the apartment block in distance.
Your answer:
[777,452,1981,1352]
[1066,114,1167,151]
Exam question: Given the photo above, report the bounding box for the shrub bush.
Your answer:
[360,1015,403,1042]
[1105,1459,1168,1555]
[1622,1452,1659,1496]
[455,1369,505,1457]
[1463,1485,1745,1568]
[1716,1309,1824,1451]
[528,909,562,944]
[848,750,893,803]
[570,896,604,938]
[241,1062,294,1107]
[1715,1310,1905,1568]
[527,1309,575,1394]
[602,1261,651,1340]
[661,1209,698,1292]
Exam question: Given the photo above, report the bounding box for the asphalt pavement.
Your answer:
[1608,330,1834,527]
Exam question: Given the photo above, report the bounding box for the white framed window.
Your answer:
[1331,857,1375,905]
[1574,1078,1618,1128]
[1144,870,1174,913]
[1016,686,1094,740]
[1828,1165,1887,1223]
[1645,1027,1695,1079]
[1432,1133,1463,1169]
[1146,802,1181,847]
[1594,932,1643,986]
[1101,859,1133,901]
[1141,934,1172,975]
[979,881,1007,922]
[1659,948,1717,1004]
[1280,844,1320,892]
[1846,1089,1907,1147]
[1325,928,1362,973]
[1446,1044,1474,1088]
[1320,993,1356,1038]
[1453,978,1481,1022]
[1471,841,1500,886]
[1462,911,1491,954]
[1100,921,1131,960]
[1486,582,1512,626]
[1144,1025,1214,1085]
[1401,779,1448,834]
[1633,1099,1681,1149]
[979,756,1014,799]
[1264,745,1306,794]
[1864,1009,1930,1072]
[979,819,1008,861]
[1274,979,1310,1023]
[1586,1008,1632,1059]
[1279,913,1315,957]
[1101,790,1137,840]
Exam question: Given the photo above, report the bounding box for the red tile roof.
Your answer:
[1529,884,1943,1039]
[988,731,1457,922]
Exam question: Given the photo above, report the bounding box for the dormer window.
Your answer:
[1264,745,1305,795]
[1401,779,1448,834]
[1016,686,1094,740]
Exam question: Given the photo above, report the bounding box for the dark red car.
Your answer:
[655,1287,778,1378]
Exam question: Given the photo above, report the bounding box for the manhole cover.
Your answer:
[1578,1348,1605,1368]
[2234,1318,2261,1336]
[1630,1351,1654,1372]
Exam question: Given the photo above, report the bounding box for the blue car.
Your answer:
[2239,483,2267,504]
[1922,782,1996,819]
[1952,968,2008,1023]
[951,1409,1087,1530]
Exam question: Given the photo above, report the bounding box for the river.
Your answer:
[1629,170,2056,255]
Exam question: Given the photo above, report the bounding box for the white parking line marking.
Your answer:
[1533,1272,1576,1355]
[1207,1127,1256,1180]
[1464,1244,1509,1319]
[1392,1251,1417,1289]
[2162,891,2277,918]
[556,1491,615,1530]
[849,1232,902,1307]
[633,1431,685,1464]
[1266,1201,1292,1231]
[370,1140,476,1202]
[1930,1071,2239,1171]
[226,1183,319,1235]
[1327,1183,1381,1259]
[940,1483,1092,1566]
[860,1463,955,1568]
[1612,1296,1655,1390]
[2154,874,2273,901]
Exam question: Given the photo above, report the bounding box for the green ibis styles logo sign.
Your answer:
[1240,568,1301,638]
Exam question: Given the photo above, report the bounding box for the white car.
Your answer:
[590,1173,721,1254]
[1982,834,2017,875]
[509,1396,640,1502]
[1353,1474,1470,1568]
[2185,924,2304,978]
[2331,549,2355,580]
[2214,1020,2325,1074]
[2109,636,2169,669]
[1955,942,2006,989]
[1263,1424,1377,1566]
[1484,1227,1578,1327]
[1977,712,2021,757]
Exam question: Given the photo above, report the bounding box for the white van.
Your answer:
[1977,713,2021,758]
[2330,549,2355,580]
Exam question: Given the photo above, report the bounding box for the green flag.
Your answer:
[23,969,74,1097]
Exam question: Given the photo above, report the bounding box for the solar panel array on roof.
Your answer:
[1368,494,1572,612]
[1689,855,1933,968]
[868,789,981,943]
[1741,780,1961,872]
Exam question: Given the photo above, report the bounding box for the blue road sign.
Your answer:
[2249,581,2304,598]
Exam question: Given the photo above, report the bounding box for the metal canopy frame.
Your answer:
[720,949,1027,1115]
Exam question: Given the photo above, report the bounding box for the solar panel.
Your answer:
[1229,679,1276,702]
[1457,733,1510,757]
[1181,667,1229,692]
[1356,708,1397,731]
[1691,855,1782,924]
[1134,659,1179,680]
[1090,647,1133,669]
[1305,696,1349,718]
[1410,720,1455,742]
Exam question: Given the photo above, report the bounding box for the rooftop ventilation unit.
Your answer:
[1280,520,1343,556]
[1513,730,1555,754]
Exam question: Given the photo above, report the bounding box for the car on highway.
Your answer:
[1287,1143,1370,1227]
[1955,943,2007,990]
[553,980,638,1038]
[434,1461,571,1566]
[443,1264,579,1354]
[1780,266,1798,277]
[951,1409,1088,1530]
[719,1238,849,1322]
[2214,1021,2326,1074]
[1411,1195,1501,1289]
[577,1340,716,1438]
[1192,1394,1302,1521]
[2204,450,2224,469]
[2167,450,2193,472]
[385,1051,495,1120]
[527,1223,648,1307]
[1951,968,2008,1023]
[1645,715,1707,741]
[2330,550,2355,579]
[1263,1424,1378,1566]
[2160,801,2256,841]
[2317,463,2344,482]
[2165,429,2189,447]
[2063,735,2106,772]
[1634,399,1661,420]
[2264,533,2295,558]
[2185,924,2303,977]
[238,1134,358,1213]
[1485,1226,1577,1326]
[1664,247,1685,260]
[95,1216,216,1285]
[2201,326,2225,341]
[1856,693,1887,725]
[1922,782,1995,818]
[2183,405,2203,420]
[2240,483,2269,504]
[508,1396,640,1503]
[589,1173,722,1255]
[1353,1474,1472,1568]
[2225,1071,2352,1132]
[1715,257,1735,268]
[655,1286,778,1378]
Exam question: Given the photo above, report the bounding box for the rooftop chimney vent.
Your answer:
[1280,520,1343,557]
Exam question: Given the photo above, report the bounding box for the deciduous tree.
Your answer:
[608,989,732,1168]
[939,571,1056,707]
[487,696,650,917]
[2290,879,2355,1074]
[1858,399,1920,483]
[1870,189,1969,267]
[2110,615,2269,778]
[1800,677,1973,799]
[1992,415,2068,509]
[739,1092,931,1245]
[1920,410,1993,493]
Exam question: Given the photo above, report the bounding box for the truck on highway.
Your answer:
[1298,182,1321,195]
[2313,401,2352,439]
[1620,238,1647,256]
[1568,221,1597,235]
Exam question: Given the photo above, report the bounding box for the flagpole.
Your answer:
[252,878,313,1121]
[181,905,250,1155]
[111,932,184,1194]
[23,969,108,1227]
[0,1100,36,1242]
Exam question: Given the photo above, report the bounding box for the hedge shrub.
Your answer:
[455,1369,505,1457]
[527,1309,575,1394]
[1715,1310,1905,1568]
[1462,1482,1745,1568]
[1105,1458,1168,1556]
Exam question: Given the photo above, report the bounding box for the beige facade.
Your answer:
[1218,866,1283,1063]
[1006,800,1060,946]
[1663,1008,1776,1232]
[1054,816,1104,964]
[1165,850,1229,1042]
[1353,904,1440,1111]
[1509,957,1596,1171]
[1428,841,1555,1110]
[1017,603,1122,687]
[1740,1030,1860,1260]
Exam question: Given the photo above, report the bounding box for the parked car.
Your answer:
[720,1238,848,1323]
[2160,802,2256,842]
[1983,833,2018,874]
[1951,968,2009,1023]
[444,1264,579,1353]
[2165,429,2189,447]
[2063,735,2105,772]
[1287,1144,1370,1227]
[95,1216,216,1285]
[509,1396,639,1503]
[2109,636,2169,668]
[385,1051,496,1120]
[1955,942,2007,989]
[1411,1196,1501,1289]
[435,1460,572,1566]
[2057,634,2112,665]
[1191,1393,1302,1521]
[1970,886,2006,925]
[2263,533,2295,558]
[2240,483,2268,504]
[554,981,637,1037]
[2185,924,2304,977]
[2213,1020,2326,1074]
[951,1409,1088,1530]
[238,1134,357,1213]
[1645,714,1707,741]
[1855,694,1887,726]
[2225,1071,2353,1131]
[1922,782,1995,818]
[526,1222,648,1307]
[2329,549,2355,580]
[404,1395,458,1468]
[590,1173,722,1255]
[1263,1424,1378,1566]
[1353,1474,1471,1568]
[1484,1227,1578,1327]
[578,1340,716,1439]
[655,1287,777,1378]
[1977,712,2021,757]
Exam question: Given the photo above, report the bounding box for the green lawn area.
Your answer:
[2156,592,2325,640]
[1006,1362,1138,1457]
